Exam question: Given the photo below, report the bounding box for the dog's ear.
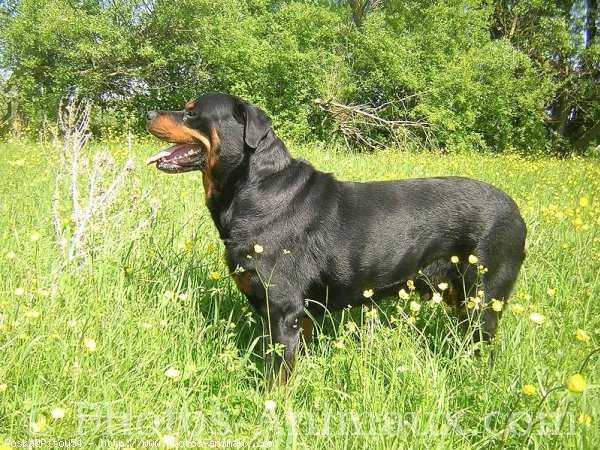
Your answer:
[236,101,272,149]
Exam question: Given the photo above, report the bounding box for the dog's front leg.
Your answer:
[262,302,304,387]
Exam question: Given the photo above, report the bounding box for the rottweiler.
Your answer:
[146,93,527,385]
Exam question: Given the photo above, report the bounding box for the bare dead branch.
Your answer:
[314,97,437,151]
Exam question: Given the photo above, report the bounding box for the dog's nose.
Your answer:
[146,111,158,122]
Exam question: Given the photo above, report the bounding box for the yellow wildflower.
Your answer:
[467,297,481,309]
[578,414,592,426]
[83,338,97,352]
[522,384,537,396]
[511,303,525,314]
[162,435,177,448]
[529,312,546,325]
[165,367,181,378]
[264,399,276,411]
[491,299,504,312]
[363,289,374,298]
[576,329,591,343]
[51,408,65,419]
[567,373,586,393]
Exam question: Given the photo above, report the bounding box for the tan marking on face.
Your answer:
[202,127,221,201]
[147,114,210,149]
[185,100,196,110]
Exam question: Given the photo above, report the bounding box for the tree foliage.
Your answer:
[0,0,598,152]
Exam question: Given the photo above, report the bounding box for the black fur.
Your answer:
[147,93,527,385]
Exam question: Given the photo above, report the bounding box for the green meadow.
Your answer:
[0,140,598,449]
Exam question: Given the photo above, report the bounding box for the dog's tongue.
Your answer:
[146,143,201,166]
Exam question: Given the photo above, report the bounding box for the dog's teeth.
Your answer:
[146,151,173,165]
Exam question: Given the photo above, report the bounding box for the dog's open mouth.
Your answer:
[146,143,206,174]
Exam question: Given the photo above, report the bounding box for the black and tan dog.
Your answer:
[146,93,526,384]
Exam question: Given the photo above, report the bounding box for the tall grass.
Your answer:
[0,140,598,449]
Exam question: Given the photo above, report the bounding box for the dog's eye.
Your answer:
[184,111,197,119]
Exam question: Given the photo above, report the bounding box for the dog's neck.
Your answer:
[205,130,298,240]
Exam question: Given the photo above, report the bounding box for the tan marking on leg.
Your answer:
[302,318,313,344]
[232,271,252,296]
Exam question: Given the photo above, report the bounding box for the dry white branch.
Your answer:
[53,94,135,265]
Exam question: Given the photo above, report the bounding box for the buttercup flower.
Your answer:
[162,435,177,448]
[84,338,97,352]
[567,373,586,393]
[30,415,46,433]
[468,255,478,264]
[210,271,221,280]
[466,297,481,309]
[406,279,415,291]
[409,301,421,313]
[398,289,410,300]
[51,408,65,419]
[254,244,264,254]
[265,399,276,411]
[578,414,592,426]
[511,303,525,314]
[432,292,443,303]
[30,232,41,242]
[363,289,374,298]
[165,368,181,378]
[522,384,537,396]
[529,312,546,325]
[24,310,40,319]
[491,299,504,312]
[14,288,25,296]
[450,256,459,264]
[438,282,448,291]
[576,329,590,342]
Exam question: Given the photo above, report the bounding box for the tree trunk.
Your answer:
[572,122,600,150]
[349,0,364,27]
[585,0,597,47]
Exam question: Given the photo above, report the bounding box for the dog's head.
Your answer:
[147,93,272,189]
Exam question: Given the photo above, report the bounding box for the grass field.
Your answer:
[0,139,598,449]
